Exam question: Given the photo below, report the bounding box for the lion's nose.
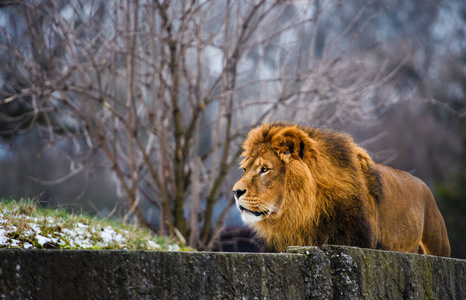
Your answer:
[233,189,246,199]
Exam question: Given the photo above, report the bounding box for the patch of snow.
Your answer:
[76,222,88,229]
[29,222,41,233]
[147,240,161,250]
[100,226,125,244]
[73,236,94,249]
[168,244,180,251]
[0,229,8,245]
[62,228,78,238]
[36,234,52,246]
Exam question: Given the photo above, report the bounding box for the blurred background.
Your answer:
[0,0,465,258]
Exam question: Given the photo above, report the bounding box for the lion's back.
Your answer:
[374,164,450,256]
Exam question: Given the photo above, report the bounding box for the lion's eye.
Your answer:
[259,166,269,175]
[242,167,247,172]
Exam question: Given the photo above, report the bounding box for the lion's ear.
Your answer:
[272,128,314,163]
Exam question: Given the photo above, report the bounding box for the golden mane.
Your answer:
[233,122,450,256]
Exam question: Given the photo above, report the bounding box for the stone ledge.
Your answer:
[288,245,465,299]
[0,246,464,299]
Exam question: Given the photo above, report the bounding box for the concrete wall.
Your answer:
[0,245,464,299]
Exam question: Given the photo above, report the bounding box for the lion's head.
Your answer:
[232,123,340,251]
[232,123,320,222]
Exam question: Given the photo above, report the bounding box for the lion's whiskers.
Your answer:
[261,202,278,213]
[258,202,279,223]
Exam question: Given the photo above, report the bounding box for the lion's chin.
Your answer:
[235,204,266,224]
[240,211,264,224]
[235,203,269,224]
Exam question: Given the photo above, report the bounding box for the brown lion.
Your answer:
[232,123,450,256]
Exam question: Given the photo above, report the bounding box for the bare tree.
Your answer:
[0,0,408,249]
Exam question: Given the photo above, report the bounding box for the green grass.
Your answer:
[0,198,192,251]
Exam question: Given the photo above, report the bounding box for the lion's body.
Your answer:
[232,123,450,256]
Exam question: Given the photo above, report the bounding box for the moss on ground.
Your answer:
[0,198,192,251]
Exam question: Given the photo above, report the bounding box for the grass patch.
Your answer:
[0,198,192,251]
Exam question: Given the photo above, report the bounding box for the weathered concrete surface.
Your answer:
[289,246,465,299]
[0,246,464,299]
[0,249,324,299]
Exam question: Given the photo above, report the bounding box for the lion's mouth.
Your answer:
[239,205,268,217]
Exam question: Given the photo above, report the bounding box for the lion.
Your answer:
[232,122,450,256]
